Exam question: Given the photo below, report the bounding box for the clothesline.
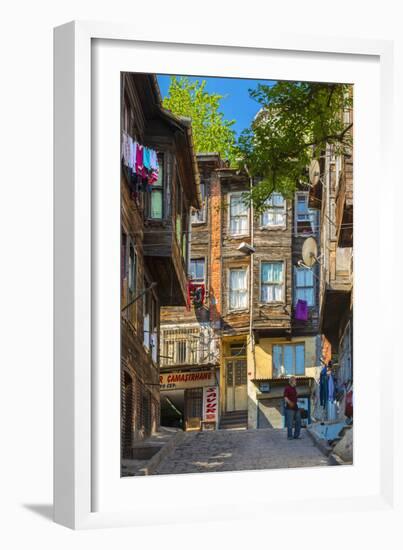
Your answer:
[121,130,160,188]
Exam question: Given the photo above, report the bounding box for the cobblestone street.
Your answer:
[152,428,329,475]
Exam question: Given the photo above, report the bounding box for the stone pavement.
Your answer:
[152,428,329,475]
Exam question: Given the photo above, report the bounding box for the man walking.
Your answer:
[284,376,301,440]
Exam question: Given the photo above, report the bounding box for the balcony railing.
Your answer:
[160,326,218,367]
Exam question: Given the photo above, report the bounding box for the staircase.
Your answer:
[219,410,248,430]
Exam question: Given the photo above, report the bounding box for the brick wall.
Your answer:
[209,171,222,324]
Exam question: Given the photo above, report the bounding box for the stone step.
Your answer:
[220,410,248,430]
[219,423,247,430]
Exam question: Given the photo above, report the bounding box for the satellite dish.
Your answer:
[309,159,320,186]
[302,237,318,267]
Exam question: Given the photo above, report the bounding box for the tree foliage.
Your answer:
[162,76,238,165]
[238,81,353,212]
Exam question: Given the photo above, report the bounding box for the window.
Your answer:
[175,176,183,245]
[128,244,136,295]
[189,258,205,282]
[121,230,127,295]
[261,193,286,227]
[295,192,318,235]
[272,344,305,377]
[294,266,315,306]
[143,281,158,360]
[229,268,248,310]
[191,181,206,223]
[230,344,246,357]
[229,194,249,235]
[150,154,164,219]
[261,262,284,302]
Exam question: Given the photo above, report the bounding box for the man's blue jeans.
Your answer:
[285,408,301,438]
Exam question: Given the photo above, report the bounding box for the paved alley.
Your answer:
[152,428,329,475]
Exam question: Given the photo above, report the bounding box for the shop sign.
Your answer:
[203,386,218,422]
[160,370,215,390]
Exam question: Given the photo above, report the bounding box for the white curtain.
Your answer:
[230,195,248,234]
[261,193,285,227]
[230,269,247,309]
[261,262,283,302]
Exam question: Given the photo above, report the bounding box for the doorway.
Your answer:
[226,359,247,411]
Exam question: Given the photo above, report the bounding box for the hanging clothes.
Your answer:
[295,299,308,321]
[319,366,328,407]
[328,373,335,402]
[136,143,144,175]
[143,147,151,171]
[121,131,131,167]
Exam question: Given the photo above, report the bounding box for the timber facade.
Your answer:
[160,155,326,432]
[120,73,200,459]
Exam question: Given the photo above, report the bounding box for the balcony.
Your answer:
[143,223,188,306]
[321,247,353,347]
[160,326,218,368]
[335,157,353,247]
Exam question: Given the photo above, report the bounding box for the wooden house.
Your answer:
[120,73,200,459]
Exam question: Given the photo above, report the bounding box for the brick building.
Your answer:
[159,154,323,431]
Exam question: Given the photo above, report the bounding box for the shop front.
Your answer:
[160,369,219,431]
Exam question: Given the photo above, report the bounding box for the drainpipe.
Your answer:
[244,165,256,381]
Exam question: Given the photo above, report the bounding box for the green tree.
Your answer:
[162,76,238,164]
[238,81,353,212]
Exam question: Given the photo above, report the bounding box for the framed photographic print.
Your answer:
[54,21,397,530]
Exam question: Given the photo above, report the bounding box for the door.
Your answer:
[185,388,203,430]
[226,360,247,411]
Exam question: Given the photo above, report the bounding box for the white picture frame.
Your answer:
[54,21,398,531]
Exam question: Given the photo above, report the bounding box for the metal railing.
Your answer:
[160,326,218,367]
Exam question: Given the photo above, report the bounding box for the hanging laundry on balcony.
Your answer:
[294,299,308,321]
[121,131,159,186]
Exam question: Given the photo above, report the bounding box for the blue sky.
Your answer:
[157,75,276,138]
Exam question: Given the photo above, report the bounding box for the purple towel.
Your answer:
[295,299,308,321]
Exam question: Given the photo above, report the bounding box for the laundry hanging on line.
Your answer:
[121,131,159,188]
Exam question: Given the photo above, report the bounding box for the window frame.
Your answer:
[228,192,250,237]
[147,152,165,220]
[189,257,206,283]
[294,265,315,307]
[294,191,318,236]
[272,343,305,378]
[228,266,249,312]
[260,192,287,229]
[259,260,285,304]
[191,181,207,224]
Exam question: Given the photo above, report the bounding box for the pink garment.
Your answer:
[148,170,159,184]
[295,299,308,321]
[136,144,144,175]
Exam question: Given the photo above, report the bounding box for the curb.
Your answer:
[137,430,186,476]
[328,452,349,466]
[305,427,333,457]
